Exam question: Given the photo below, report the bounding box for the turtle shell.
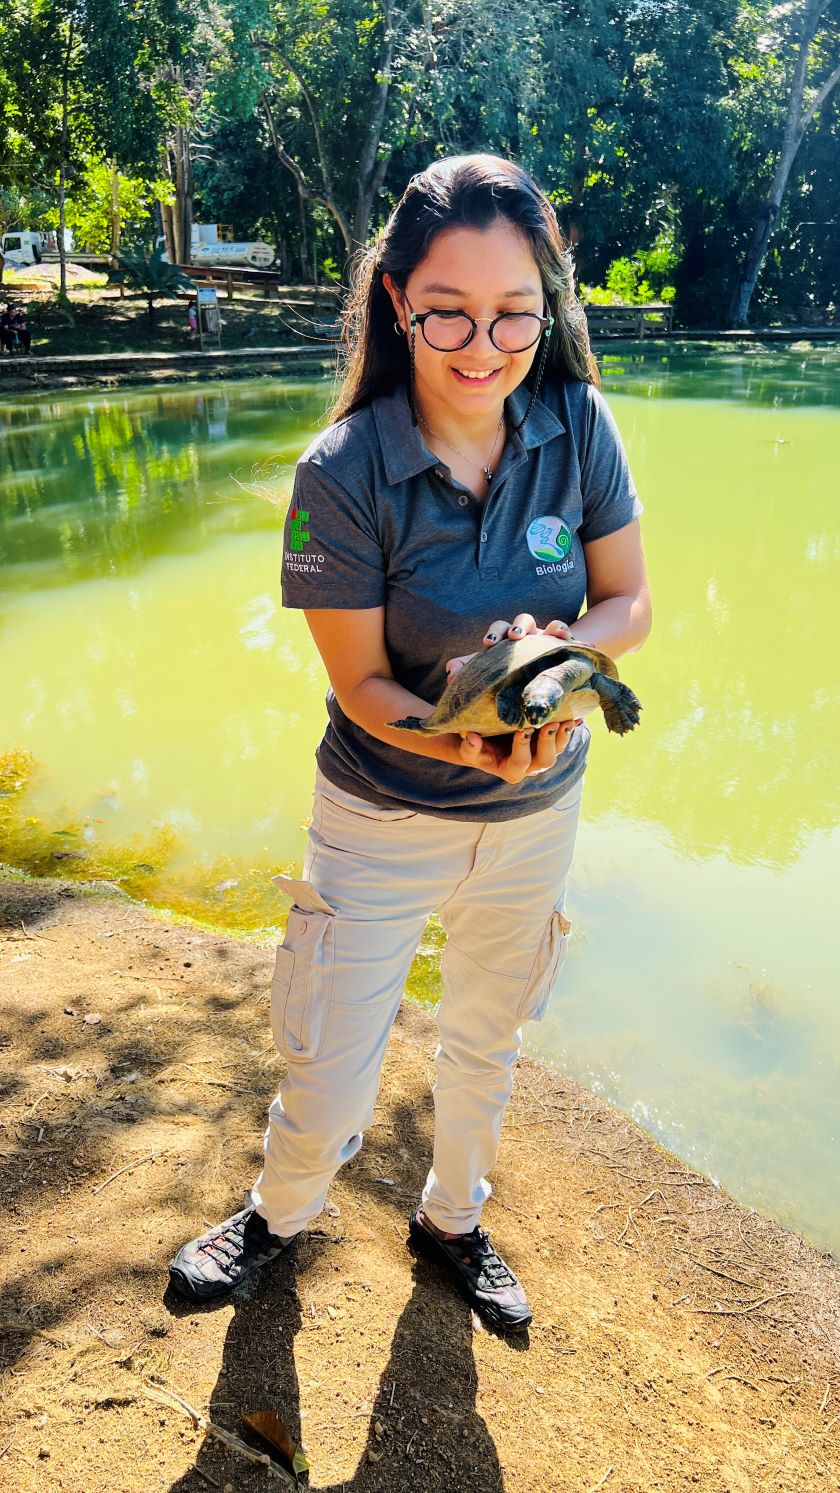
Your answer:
[410,635,618,736]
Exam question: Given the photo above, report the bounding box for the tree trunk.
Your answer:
[172,125,194,264]
[297,188,309,281]
[263,98,352,260]
[160,197,176,264]
[110,161,120,257]
[351,145,391,258]
[350,9,396,254]
[182,130,194,263]
[728,204,780,328]
[58,17,75,304]
[727,0,840,328]
[58,163,68,301]
[562,139,587,288]
[270,224,291,280]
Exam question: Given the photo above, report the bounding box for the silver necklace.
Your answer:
[418,411,505,484]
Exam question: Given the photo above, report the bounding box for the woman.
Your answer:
[9,305,31,354]
[169,154,651,1331]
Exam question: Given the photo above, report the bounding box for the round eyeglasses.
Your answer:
[407,298,554,354]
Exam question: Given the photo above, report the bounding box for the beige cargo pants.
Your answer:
[251,764,583,1237]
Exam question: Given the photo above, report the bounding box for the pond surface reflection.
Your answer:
[1,348,837,1254]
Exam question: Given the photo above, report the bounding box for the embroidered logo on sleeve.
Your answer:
[526,515,575,576]
[285,506,325,574]
[289,507,310,550]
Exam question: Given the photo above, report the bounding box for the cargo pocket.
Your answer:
[516,908,572,1024]
[269,874,336,1062]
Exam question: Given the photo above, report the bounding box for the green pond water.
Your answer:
[1,341,838,1256]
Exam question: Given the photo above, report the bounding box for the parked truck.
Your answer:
[158,223,275,270]
[191,239,275,269]
[1,231,45,265]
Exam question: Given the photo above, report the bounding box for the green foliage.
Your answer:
[118,241,193,291]
[193,113,295,260]
[581,232,680,305]
[39,159,168,252]
[117,241,194,323]
[0,185,52,236]
[1,0,838,325]
[608,259,652,304]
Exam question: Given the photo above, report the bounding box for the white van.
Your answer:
[1,231,44,265]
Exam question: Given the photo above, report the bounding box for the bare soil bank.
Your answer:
[1,873,838,1492]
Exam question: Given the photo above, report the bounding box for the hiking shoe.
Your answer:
[168,1206,295,1303]
[408,1205,532,1330]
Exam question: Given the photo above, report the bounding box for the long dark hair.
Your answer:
[328,153,599,428]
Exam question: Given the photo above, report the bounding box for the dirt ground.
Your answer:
[0,279,338,360]
[1,873,838,1493]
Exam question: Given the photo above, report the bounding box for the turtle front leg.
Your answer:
[495,683,526,728]
[521,657,593,725]
[589,672,642,734]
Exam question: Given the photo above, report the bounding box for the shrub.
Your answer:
[117,242,194,325]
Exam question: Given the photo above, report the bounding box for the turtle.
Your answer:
[389,634,642,738]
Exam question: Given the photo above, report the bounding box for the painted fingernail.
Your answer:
[547,725,559,735]
[510,626,523,635]
[485,632,498,643]
[522,728,534,739]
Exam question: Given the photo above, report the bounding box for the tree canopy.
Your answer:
[1,0,837,325]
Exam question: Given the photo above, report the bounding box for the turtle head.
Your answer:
[521,654,593,724]
[521,678,562,725]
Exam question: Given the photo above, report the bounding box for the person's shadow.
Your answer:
[166,1095,527,1491]
[167,1261,518,1491]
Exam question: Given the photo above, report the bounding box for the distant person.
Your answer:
[9,305,30,353]
[0,304,13,353]
[187,301,198,336]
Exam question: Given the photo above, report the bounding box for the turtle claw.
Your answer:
[602,689,642,735]
[495,685,525,729]
[388,715,425,730]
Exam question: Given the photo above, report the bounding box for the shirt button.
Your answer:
[458,494,469,507]
[480,530,488,542]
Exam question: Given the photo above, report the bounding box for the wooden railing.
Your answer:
[178,264,342,306]
[584,303,675,337]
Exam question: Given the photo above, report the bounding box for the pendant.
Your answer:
[484,467,492,483]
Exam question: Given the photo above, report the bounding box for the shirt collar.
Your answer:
[372,379,565,486]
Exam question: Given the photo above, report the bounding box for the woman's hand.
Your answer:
[457,718,581,781]
[444,614,573,683]
[483,613,573,645]
[444,612,580,779]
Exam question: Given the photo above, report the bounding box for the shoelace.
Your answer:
[450,1227,518,1288]
[197,1218,249,1266]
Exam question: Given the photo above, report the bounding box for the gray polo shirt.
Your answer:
[281,375,642,820]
